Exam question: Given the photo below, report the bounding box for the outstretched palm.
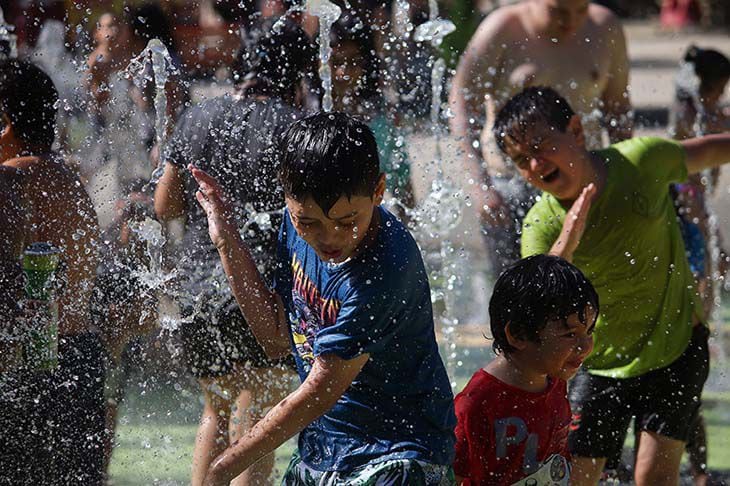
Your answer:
[189,165,238,250]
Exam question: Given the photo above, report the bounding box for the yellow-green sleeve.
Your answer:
[520,201,563,257]
[630,137,688,185]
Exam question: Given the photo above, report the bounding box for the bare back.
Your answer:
[5,155,101,335]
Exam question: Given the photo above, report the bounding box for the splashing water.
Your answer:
[405,0,461,387]
[0,6,17,59]
[413,19,456,48]
[307,0,342,112]
[241,203,283,234]
[124,39,178,186]
[129,218,176,292]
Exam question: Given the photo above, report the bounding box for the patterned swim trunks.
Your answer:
[281,451,455,485]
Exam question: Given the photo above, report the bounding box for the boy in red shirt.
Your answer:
[454,255,597,485]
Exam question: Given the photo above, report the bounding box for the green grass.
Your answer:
[108,317,730,484]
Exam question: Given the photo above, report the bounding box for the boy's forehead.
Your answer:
[503,127,554,156]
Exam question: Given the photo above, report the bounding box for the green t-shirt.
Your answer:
[521,137,704,379]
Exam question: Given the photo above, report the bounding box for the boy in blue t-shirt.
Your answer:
[191,112,456,485]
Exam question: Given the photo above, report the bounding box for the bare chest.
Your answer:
[494,39,612,112]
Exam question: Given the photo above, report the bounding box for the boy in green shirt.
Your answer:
[492,86,730,486]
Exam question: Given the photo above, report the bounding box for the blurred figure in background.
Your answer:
[155,18,314,485]
[670,45,730,316]
[330,12,416,211]
[1,59,104,485]
[669,45,730,486]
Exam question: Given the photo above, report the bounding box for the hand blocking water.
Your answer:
[189,164,240,251]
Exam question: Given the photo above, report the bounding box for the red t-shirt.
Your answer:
[453,370,571,486]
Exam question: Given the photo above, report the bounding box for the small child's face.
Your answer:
[286,182,385,263]
[503,119,587,202]
[526,307,596,381]
[94,14,119,45]
[332,41,365,104]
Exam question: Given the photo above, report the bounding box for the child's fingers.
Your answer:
[189,164,223,193]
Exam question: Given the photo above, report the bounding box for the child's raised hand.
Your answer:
[551,183,596,261]
[189,165,238,250]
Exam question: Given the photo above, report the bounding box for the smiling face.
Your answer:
[503,114,590,202]
[286,176,385,263]
[515,307,596,381]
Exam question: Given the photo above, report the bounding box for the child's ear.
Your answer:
[504,322,529,351]
[373,173,386,206]
[567,114,585,148]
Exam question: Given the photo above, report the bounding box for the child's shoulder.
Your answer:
[456,369,502,403]
[608,136,684,165]
[359,208,426,282]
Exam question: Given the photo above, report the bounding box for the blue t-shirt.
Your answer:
[274,206,456,471]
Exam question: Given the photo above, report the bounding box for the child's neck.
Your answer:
[485,354,549,393]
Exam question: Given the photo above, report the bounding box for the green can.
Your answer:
[22,242,61,370]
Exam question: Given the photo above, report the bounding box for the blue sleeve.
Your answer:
[313,278,406,360]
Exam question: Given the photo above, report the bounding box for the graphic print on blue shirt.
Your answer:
[289,254,341,372]
[273,207,456,472]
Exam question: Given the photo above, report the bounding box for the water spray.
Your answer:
[0,6,17,59]
[306,0,342,112]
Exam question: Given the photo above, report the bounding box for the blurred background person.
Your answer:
[155,18,314,485]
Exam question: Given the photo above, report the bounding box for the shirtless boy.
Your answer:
[1,59,105,484]
[449,0,632,271]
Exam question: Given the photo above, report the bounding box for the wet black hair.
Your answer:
[492,86,575,156]
[231,17,316,98]
[489,254,599,355]
[0,59,58,150]
[329,12,382,108]
[684,45,730,94]
[128,2,177,53]
[278,111,381,215]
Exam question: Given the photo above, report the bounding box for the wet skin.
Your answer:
[286,174,386,264]
[486,306,596,393]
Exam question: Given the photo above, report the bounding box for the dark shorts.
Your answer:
[0,332,106,485]
[568,324,710,459]
[181,294,294,379]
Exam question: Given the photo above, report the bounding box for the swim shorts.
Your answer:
[568,324,710,460]
[282,451,454,486]
[181,294,294,379]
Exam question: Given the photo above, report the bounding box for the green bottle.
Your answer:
[21,242,61,370]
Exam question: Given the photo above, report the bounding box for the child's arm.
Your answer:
[203,352,370,486]
[683,133,730,174]
[154,163,186,221]
[549,184,596,262]
[192,166,291,358]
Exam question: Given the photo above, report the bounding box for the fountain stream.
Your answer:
[306,0,342,112]
[124,39,177,187]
